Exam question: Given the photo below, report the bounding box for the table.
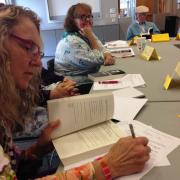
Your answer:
[57,40,180,179]
[100,40,180,101]
[97,40,180,179]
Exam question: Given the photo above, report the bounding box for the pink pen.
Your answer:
[98,80,120,84]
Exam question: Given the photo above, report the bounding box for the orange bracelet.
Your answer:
[96,157,112,180]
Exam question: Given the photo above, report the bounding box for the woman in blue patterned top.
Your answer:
[54,3,115,83]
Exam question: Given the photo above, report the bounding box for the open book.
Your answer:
[48,92,147,167]
[141,27,153,39]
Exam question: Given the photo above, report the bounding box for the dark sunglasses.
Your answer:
[10,33,44,58]
[75,14,93,21]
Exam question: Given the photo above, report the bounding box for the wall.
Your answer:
[14,0,119,30]
[136,0,153,21]
[41,24,120,56]
[152,0,179,33]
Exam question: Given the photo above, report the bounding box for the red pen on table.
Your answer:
[98,80,120,84]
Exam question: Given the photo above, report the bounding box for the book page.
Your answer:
[53,121,127,166]
[48,92,114,138]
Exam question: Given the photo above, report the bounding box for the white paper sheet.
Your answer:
[113,97,148,122]
[112,87,145,98]
[93,74,146,90]
[104,40,129,49]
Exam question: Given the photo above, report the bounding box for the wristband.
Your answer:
[96,157,112,180]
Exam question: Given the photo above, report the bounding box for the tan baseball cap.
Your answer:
[136,5,149,13]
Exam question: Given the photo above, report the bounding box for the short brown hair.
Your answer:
[64,3,92,32]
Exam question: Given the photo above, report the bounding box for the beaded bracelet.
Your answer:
[96,157,112,180]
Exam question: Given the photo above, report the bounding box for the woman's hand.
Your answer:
[37,120,60,147]
[50,78,79,99]
[79,26,100,50]
[31,120,60,157]
[103,136,151,178]
[103,53,115,65]
[80,26,94,38]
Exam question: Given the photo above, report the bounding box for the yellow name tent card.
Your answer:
[163,62,180,90]
[128,36,139,46]
[175,62,180,76]
[151,33,170,42]
[140,45,160,61]
[176,33,180,40]
[163,74,173,90]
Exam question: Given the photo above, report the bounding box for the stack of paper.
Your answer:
[109,47,135,58]
[104,40,135,58]
[104,40,129,49]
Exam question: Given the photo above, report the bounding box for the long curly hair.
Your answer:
[0,5,41,129]
[64,3,92,32]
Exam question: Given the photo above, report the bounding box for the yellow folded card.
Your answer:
[128,36,139,46]
[140,45,160,61]
[175,62,180,76]
[176,33,180,40]
[163,74,173,90]
[151,33,170,42]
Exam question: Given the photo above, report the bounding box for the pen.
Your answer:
[129,124,136,138]
[98,80,120,84]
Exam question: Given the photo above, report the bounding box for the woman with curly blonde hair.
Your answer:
[0,4,150,180]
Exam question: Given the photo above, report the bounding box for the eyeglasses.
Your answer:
[10,33,44,58]
[75,14,93,22]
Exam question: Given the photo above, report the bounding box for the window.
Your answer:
[46,0,101,22]
[177,0,180,10]
[118,0,136,18]
[0,0,6,3]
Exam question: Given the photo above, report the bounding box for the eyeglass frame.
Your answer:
[9,33,44,59]
[75,14,93,22]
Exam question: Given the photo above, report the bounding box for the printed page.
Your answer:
[48,92,114,139]
[93,74,146,91]
[120,74,146,88]
[53,121,127,167]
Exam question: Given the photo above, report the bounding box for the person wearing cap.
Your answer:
[127,5,160,40]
